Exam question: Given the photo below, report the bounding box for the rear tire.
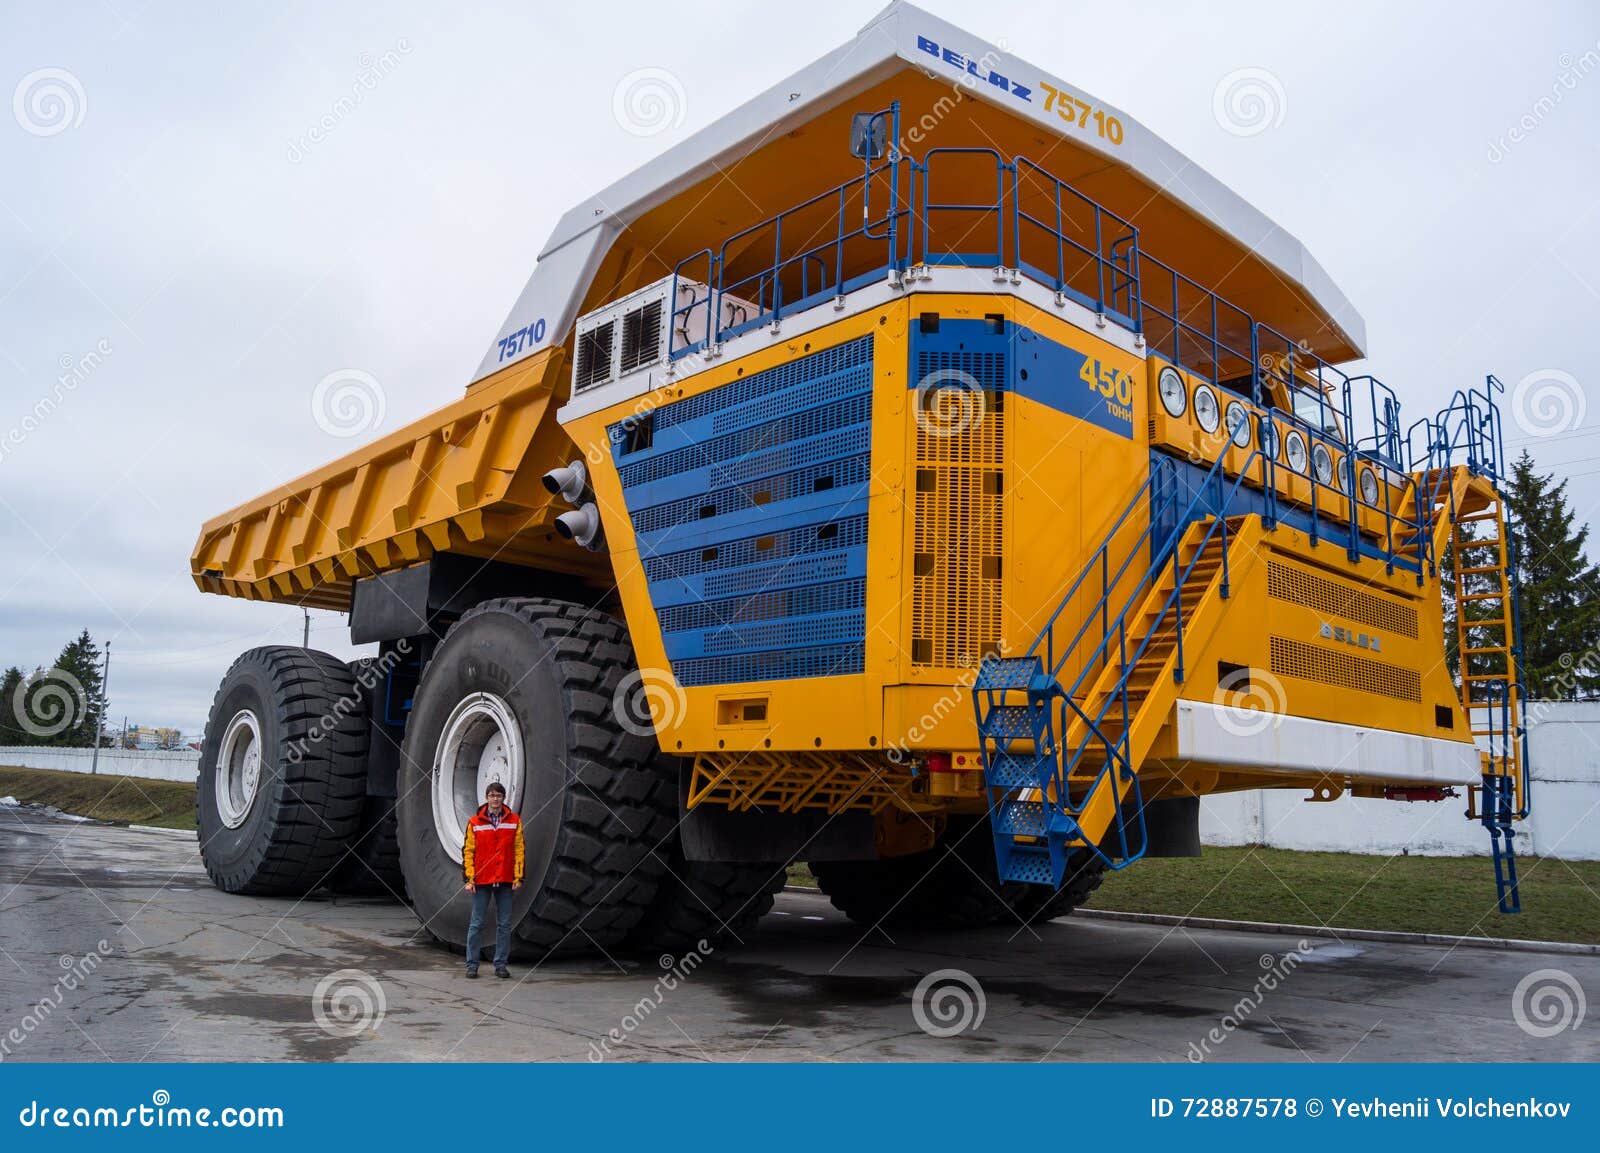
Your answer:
[395,598,674,960]
[812,814,1094,930]
[627,850,785,954]
[330,795,404,897]
[329,659,405,898]
[197,647,367,895]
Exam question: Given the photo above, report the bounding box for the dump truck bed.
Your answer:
[189,349,604,609]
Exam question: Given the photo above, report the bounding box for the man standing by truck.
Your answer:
[462,781,524,978]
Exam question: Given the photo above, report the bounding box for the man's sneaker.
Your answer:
[494,966,510,979]
[465,967,479,979]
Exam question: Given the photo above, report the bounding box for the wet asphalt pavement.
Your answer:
[1,810,1595,1062]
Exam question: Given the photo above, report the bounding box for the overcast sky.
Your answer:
[2,0,1598,735]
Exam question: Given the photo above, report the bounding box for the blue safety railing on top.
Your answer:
[663,124,1518,586]
[665,132,1405,470]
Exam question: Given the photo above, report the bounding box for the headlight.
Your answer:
[1285,431,1308,474]
[1312,443,1334,485]
[1225,402,1251,448]
[1359,467,1380,505]
[1259,418,1280,460]
[1337,461,1351,493]
[1157,365,1187,417]
[1193,384,1220,433]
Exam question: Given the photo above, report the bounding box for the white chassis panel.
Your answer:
[1173,700,1482,787]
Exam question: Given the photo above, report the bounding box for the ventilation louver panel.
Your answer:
[1270,635,1422,702]
[609,336,874,686]
[574,321,615,391]
[619,298,663,373]
[1267,562,1419,639]
[911,348,1007,669]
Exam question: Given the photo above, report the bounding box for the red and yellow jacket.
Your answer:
[462,804,525,885]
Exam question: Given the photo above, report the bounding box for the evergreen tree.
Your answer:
[1503,451,1600,699]
[0,666,25,745]
[46,630,107,747]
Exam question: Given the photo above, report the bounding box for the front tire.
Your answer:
[197,647,368,895]
[395,598,674,959]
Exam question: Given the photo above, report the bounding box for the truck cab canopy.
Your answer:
[473,0,1365,386]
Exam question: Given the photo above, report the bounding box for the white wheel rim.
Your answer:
[432,692,525,864]
[216,709,263,829]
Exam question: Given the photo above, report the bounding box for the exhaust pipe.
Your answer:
[541,459,588,504]
[554,502,603,550]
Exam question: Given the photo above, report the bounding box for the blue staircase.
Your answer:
[973,449,1263,888]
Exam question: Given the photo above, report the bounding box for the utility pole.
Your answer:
[303,608,311,648]
[89,641,111,776]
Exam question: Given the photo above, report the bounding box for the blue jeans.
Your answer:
[466,883,514,970]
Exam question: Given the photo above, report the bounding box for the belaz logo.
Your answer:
[1319,621,1382,653]
[916,35,1032,102]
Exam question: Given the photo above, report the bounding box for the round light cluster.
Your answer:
[1155,371,1384,511]
[1193,384,1220,433]
[1157,366,1187,418]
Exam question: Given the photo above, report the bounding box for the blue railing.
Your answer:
[668,147,1143,359]
[663,145,1514,572]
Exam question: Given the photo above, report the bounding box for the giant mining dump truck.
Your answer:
[190,3,1532,958]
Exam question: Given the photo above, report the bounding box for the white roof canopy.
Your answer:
[471,1,1366,384]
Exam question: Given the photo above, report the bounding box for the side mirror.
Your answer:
[849,111,887,161]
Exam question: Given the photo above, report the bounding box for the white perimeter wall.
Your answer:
[0,745,199,784]
[1201,702,1600,860]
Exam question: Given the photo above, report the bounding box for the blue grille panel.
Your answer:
[609,336,873,687]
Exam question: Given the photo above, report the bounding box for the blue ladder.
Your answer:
[1479,772,1521,914]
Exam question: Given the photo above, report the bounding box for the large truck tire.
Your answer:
[197,647,368,895]
[1012,850,1106,924]
[329,659,405,898]
[329,796,404,898]
[395,598,674,960]
[626,849,786,955]
[812,814,1095,930]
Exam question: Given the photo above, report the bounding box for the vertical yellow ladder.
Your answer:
[1451,488,1524,819]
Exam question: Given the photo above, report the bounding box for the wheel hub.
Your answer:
[216,709,263,829]
[432,692,525,863]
